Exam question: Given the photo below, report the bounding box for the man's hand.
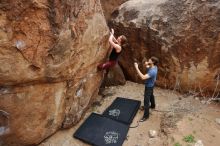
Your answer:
[134,62,139,69]
[145,61,150,68]
[134,62,149,80]
[145,61,149,66]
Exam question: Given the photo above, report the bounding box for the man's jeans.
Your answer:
[143,86,155,118]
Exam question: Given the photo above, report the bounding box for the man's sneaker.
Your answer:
[139,117,148,122]
[140,105,156,110]
[140,106,144,111]
[150,105,155,109]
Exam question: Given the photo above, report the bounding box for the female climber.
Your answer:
[98,28,127,70]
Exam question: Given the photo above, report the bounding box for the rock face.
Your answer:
[108,0,220,94]
[0,0,108,146]
[100,0,128,21]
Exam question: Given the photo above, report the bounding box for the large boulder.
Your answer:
[108,0,220,94]
[0,0,109,145]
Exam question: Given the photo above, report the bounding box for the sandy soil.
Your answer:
[39,81,220,146]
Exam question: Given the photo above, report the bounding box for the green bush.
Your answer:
[174,142,182,146]
[183,134,196,143]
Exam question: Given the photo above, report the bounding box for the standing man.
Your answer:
[134,57,159,122]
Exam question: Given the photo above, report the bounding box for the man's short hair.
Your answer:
[150,56,159,65]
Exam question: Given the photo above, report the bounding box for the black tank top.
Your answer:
[109,48,121,61]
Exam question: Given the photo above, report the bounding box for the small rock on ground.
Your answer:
[148,130,157,138]
[194,140,204,146]
[201,100,206,104]
[215,118,220,125]
[195,97,199,100]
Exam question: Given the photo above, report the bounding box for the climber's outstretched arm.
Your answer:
[110,32,118,43]
[109,29,121,52]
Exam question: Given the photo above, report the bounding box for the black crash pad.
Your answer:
[73,113,129,146]
[102,97,141,125]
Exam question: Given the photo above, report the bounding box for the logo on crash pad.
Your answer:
[104,131,119,144]
[109,109,120,117]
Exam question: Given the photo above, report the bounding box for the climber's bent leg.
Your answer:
[98,60,116,70]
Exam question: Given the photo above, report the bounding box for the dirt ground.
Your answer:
[40,81,220,146]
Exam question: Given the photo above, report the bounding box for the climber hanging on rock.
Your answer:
[134,57,159,122]
[98,28,127,70]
